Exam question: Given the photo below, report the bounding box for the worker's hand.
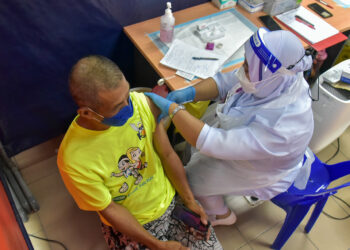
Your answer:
[166,86,196,104]
[145,92,174,121]
[183,200,211,241]
[155,240,189,250]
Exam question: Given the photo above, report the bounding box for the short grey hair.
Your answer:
[69,55,124,109]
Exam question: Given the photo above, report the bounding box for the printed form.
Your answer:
[160,39,226,79]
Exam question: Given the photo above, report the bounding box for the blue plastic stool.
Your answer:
[270,153,350,249]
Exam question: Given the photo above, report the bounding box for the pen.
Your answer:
[295,15,315,30]
[192,57,218,60]
[316,0,334,9]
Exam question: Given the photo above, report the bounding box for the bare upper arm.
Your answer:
[145,95,174,159]
[146,95,160,124]
[154,122,175,160]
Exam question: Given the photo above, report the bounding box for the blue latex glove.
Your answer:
[166,86,196,104]
[144,92,174,122]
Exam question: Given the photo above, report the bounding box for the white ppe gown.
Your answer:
[186,71,314,200]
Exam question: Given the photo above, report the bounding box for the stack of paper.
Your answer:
[275,6,339,44]
[160,39,226,79]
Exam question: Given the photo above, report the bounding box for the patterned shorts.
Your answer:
[101,198,223,250]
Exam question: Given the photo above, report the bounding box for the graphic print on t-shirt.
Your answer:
[111,147,148,193]
[130,121,146,140]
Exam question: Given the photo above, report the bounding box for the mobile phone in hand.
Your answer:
[172,204,210,232]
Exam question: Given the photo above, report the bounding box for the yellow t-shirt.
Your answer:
[57,92,175,226]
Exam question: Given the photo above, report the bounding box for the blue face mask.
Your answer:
[101,97,134,126]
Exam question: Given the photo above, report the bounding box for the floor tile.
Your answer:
[301,200,350,250]
[339,127,350,159]
[214,225,247,250]
[316,143,340,163]
[20,155,59,185]
[26,167,109,250]
[329,180,350,216]
[44,210,107,250]
[316,195,349,222]
[237,243,253,250]
[23,213,44,235]
[248,222,318,250]
[12,135,63,170]
[233,201,285,242]
[28,230,51,250]
[28,172,73,228]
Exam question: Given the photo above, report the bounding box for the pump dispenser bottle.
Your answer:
[160,2,175,43]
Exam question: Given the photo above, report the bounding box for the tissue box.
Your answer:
[238,0,264,13]
[212,0,237,9]
[263,0,301,16]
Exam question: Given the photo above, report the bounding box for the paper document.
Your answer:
[173,10,254,62]
[160,39,226,79]
[276,6,339,44]
[148,8,257,69]
[176,70,195,81]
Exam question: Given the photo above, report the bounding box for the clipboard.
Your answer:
[275,18,347,51]
[275,6,347,51]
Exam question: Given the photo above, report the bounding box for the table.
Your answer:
[124,1,349,90]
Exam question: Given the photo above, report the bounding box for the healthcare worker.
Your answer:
[145,28,314,226]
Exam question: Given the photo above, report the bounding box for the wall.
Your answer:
[0,0,209,157]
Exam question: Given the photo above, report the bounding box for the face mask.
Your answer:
[235,66,293,94]
[101,97,134,126]
[235,66,257,93]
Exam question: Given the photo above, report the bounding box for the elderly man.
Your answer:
[57,55,222,250]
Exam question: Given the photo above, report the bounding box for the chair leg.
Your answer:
[271,204,311,250]
[304,197,328,233]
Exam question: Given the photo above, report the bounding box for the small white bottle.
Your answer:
[160,2,175,43]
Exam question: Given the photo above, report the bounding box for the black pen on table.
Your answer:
[192,57,219,61]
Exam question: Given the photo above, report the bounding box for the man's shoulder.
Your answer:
[131,92,158,123]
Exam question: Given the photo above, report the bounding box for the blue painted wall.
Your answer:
[0,0,209,156]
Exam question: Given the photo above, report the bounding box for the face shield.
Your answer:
[236,28,299,94]
[250,28,282,76]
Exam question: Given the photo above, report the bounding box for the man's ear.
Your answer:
[77,107,102,121]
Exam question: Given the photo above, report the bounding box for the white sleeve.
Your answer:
[212,70,239,101]
[196,123,288,161]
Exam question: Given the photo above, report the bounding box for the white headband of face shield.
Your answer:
[235,65,295,94]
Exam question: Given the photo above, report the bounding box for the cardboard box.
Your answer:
[212,0,237,9]
[238,0,264,13]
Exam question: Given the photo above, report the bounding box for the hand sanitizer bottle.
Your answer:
[160,2,175,43]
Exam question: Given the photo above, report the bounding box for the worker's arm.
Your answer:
[100,202,187,250]
[170,103,205,147]
[147,97,209,229]
[192,77,219,102]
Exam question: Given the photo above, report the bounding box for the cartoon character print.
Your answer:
[127,147,148,170]
[111,154,143,193]
[130,122,146,140]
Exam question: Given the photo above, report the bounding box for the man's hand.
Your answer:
[183,200,211,241]
[166,86,196,104]
[155,240,189,250]
[144,92,174,122]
